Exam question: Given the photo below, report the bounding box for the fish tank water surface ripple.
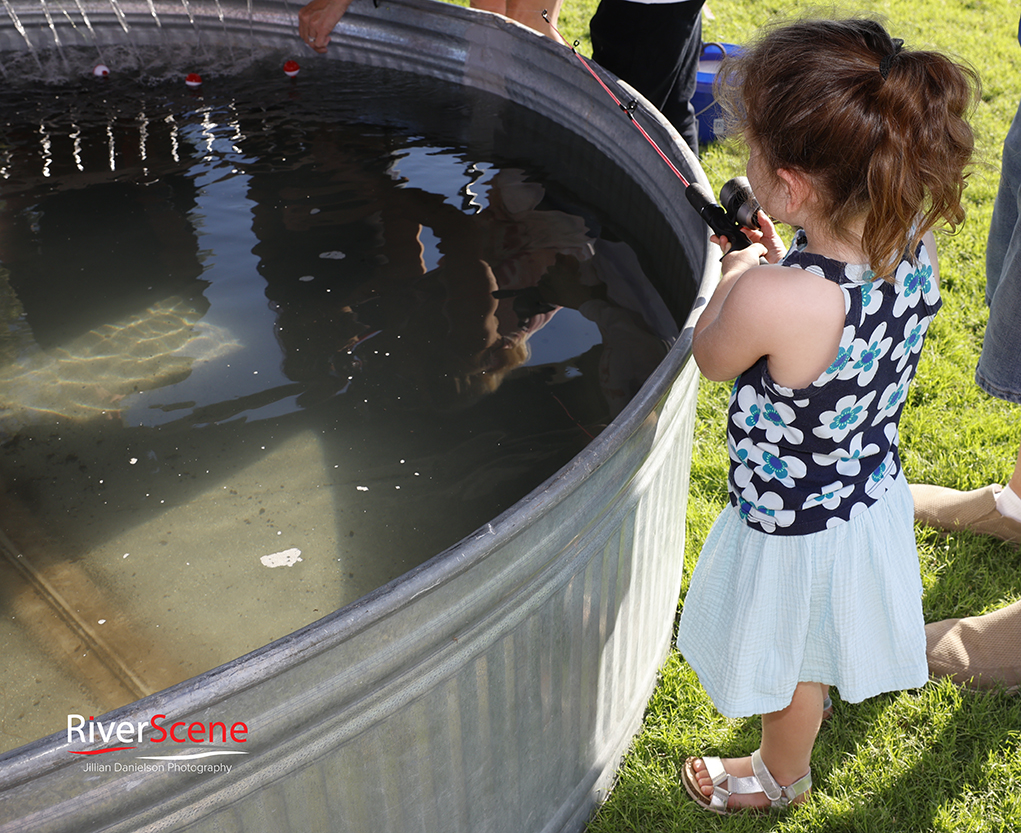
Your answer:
[0,54,677,753]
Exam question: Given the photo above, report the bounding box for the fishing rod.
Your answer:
[541,10,758,251]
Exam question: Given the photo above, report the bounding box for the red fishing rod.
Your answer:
[542,10,756,251]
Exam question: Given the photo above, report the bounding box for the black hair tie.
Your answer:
[879,38,904,80]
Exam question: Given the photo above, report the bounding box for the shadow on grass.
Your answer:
[918,525,1021,621]
[812,680,1021,832]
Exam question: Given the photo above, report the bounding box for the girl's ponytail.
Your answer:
[864,48,978,278]
[716,17,979,280]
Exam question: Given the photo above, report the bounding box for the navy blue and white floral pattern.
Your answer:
[727,230,941,535]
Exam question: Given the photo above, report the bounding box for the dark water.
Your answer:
[0,54,676,750]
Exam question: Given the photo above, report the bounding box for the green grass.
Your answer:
[574,1,1021,831]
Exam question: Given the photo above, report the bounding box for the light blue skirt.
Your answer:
[676,473,927,718]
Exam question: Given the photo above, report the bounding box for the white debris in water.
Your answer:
[129,458,138,465]
[298,275,315,282]
[260,548,303,568]
[319,251,346,260]
[98,619,106,625]
[356,485,368,491]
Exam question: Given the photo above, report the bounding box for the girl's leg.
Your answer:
[760,681,825,785]
[687,681,824,811]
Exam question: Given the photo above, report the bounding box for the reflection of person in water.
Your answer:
[537,251,671,417]
[244,120,596,412]
[349,167,594,411]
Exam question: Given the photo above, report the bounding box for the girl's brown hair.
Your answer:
[716,17,979,280]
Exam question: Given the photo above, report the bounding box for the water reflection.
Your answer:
[245,119,671,419]
[248,122,595,412]
[0,61,672,751]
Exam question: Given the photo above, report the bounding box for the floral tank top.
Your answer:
[727,230,941,535]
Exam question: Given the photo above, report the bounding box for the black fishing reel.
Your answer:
[685,176,761,252]
[719,176,761,231]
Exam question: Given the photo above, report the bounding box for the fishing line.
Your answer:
[542,10,690,186]
[541,10,755,250]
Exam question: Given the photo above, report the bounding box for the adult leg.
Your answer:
[983,95,1021,307]
[1009,441,1021,500]
[912,97,1021,539]
[471,0,564,40]
[916,413,1021,693]
[926,598,1021,693]
[919,99,1021,689]
[590,0,705,155]
[977,94,1021,405]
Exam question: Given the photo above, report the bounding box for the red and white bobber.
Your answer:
[185,72,203,88]
[93,64,110,77]
[283,60,300,78]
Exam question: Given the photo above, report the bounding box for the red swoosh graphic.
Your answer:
[69,747,136,755]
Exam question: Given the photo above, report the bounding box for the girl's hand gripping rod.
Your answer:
[686,181,757,251]
[541,11,759,251]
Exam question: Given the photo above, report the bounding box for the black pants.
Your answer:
[589,0,705,155]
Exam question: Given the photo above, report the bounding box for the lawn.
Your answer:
[548,1,1021,831]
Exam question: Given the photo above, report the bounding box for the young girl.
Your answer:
[675,17,978,814]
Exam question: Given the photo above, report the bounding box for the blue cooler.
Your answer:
[693,42,741,145]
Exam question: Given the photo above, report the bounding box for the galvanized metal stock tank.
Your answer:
[0,0,718,830]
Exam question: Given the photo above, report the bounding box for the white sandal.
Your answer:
[682,748,811,815]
